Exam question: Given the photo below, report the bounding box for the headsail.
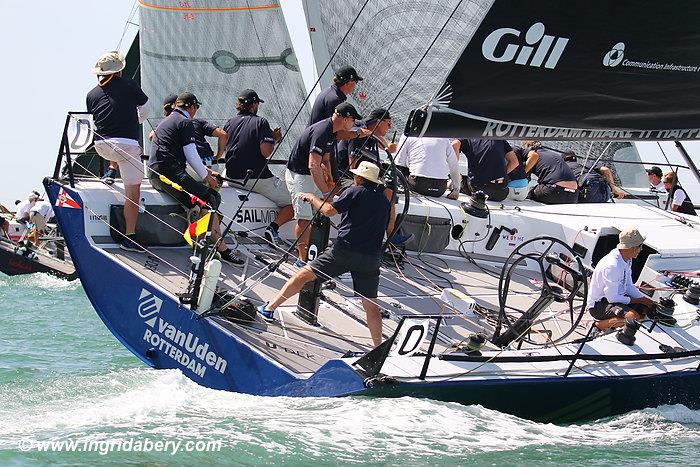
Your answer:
[139,0,309,160]
[405,0,700,141]
[303,0,491,135]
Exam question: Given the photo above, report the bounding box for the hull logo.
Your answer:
[138,288,162,327]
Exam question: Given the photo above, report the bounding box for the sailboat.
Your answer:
[42,0,700,422]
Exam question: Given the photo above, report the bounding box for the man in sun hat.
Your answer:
[259,160,390,347]
[587,227,657,330]
[86,50,149,251]
[14,191,41,224]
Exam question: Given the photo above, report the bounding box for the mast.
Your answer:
[674,141,700,188]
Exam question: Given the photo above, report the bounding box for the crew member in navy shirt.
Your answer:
[150,92,241,264]
[309,65,365,182]
[521,140,579,204]
[453,139,519,202]
[223,89,292,246]
[286,102,365,263]
[86,51,149,252]
[191,118,227,168]
[259,161,390,347]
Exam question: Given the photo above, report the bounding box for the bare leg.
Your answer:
[274,205,294,228]
[209,212,228,252]
[295,219,311,261]
[267,267,316,310]
[362,298,383,347]
[595,310,643,331]
[123,184,140,235]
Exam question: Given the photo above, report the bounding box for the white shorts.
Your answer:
[285,169,321,220]
[227,176,292,208]
[94,140,144,186]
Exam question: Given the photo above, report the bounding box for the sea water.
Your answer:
[1,273,699,465]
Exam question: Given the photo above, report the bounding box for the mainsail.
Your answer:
[139,0,309,161]
[405,0,700,141]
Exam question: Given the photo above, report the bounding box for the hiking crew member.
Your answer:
[337,108,410,245]
[453,139,519,202]
[663,171,697,215]
[587,227,656,330]
[258,161,390,347]
[86,51,149,251]
[308,65,365,182]
[223,89,293,245]
[646,166,665,192]
[563,150,625,202]
[521,140,578,204]
[286,102,363,264]
[396,136,461,199]
[150,92,241,263]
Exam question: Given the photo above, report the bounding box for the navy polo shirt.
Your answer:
[459,139,510,185]
[531,147,576,185]
[332,181,390,255]
[86,76,148,141]
[153,108,195,167]
[308,84,346,126]
[567,161,604,180]
[509,146,529,181]
[223,112,275,179]
[191,118,217,158]
[287,118,335,175]
[337,124,380,177]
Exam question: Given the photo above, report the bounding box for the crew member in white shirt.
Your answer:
[15,191,40,224]
[587,227,657,330]
[29,200,54,234]
[395,136,461,199]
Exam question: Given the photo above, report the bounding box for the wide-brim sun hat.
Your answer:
[91,51,126,76]
[617,226,646,249]
[349,161,382,185]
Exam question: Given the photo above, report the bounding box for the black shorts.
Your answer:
[408,175,447,197]
[527,184,578,204]
[589,298,648,320]
[150,160,221,210]
[463,179,509,202]
[309,247,381,298]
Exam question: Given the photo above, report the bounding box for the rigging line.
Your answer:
[210,0,373,256]
[243,0,289,132]
[578,141,595,183]
[582,141,613,181]
[116,0,140,51]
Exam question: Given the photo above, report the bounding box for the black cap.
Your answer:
[238,89,264,104]
[176,92,202,108]
[335,65,363,84]
[646,166,663,178]
[335,102,363,120]
[366,108,391,122]
[163,93,177,106]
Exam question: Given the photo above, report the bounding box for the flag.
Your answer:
[183,212,210,246]
[55,188,80,209]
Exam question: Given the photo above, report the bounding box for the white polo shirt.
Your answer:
[587,248,645,307]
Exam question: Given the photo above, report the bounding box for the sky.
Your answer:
[1,0,699,207]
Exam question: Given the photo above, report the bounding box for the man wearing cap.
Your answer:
[86,50,149,251]
[15,191,41,224]
[521,140,578,204]
[587,227,656,330]
[150,92,241,264]
[286,102,364,263]
[258,161,390,347]
[453,139,519,202]
[337,108,410,245]
[646,166,665,192]
[663,171,697,215]
[309,65,368,182]
[223,89,292,246]
[395,136,461,199]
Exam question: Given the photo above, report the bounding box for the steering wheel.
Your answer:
[493,236,588,347]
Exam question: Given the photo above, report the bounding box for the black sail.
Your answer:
[406,0,700,141]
